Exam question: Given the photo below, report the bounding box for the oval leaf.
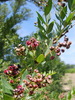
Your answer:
[46,21,54,34]
[2,78,13,90]
[3,94,14,100]
[68,0,73,10]
[20,70,29,85]
[36,54,45,63]
[60,6,67,19]
[36,12,46,24]
[45,40,53,57]
[44,0,52,16]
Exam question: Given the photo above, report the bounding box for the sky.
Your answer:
[17,2,75,65]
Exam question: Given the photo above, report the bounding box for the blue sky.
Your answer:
[17,2,75,65]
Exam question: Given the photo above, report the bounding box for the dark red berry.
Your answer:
[29,84,33,88]
[64,37,69,42]
[29,90,34,95]
[62,42,67,47]
[66,45,70,49]
[58,43,63,47]
[55,48,60,53]
[56,52,61,56]
[58,2,65,7]
[50,56,55,60]
[68,41,72,46]
[61,49,65,53]
[50,46,55,51]
[9,79,14,83]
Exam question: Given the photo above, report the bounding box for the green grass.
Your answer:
[66,68,75,73]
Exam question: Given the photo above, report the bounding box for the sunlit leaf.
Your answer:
[20,70,29,85]
[68,0,73,10]
[67,92,72,100]
[36,54,45,63]
[45,40,53,57]
[36,12,46,24]
[60,6,67,19]
[3,94,14,100]
[44,0,52,16]
[2,77,13,94]
[46,21,54,34]
[37,18,45,31]
[64,12,75,26]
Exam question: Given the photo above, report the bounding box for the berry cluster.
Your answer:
[50,36,72,60]
[26,37,40,50]
[23,69,52,95]
[4,64,20,77]
[15,44,25,56]
[13,85,24,98]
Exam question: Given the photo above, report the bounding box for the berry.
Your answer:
[56,52,61,56]
[50,46,55,51]
[61,49,65,53]
[33,84,38,88]
[58,2,65,7]
[29,90,34,95]
[34,69,39,73]
[66,45,70,49]
[55,48,60,53]
[68,41,72,46]
[64,37,69,42]
[58,43,63,47]
[9,79,14,83]
[26,40,31,45]
[62,42,67,47]
[50,56,55,60]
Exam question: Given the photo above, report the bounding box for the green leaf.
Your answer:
[71,88,75,95]
[3,94,14,100]
[29,50,36,58]
[46,22,54,34]
[45,40,53,57]
[55,13,63,24]
[21,97,26,100]
[64,12,75,26]
[20,70,29,85]
[37,18,45,31]
[71,0,75,11]
[36,12,46,24]
[44,0,52,16]
[46,13,51,23]
[67,92,72,100]
[68,0,73,10]
[2,77,13,94]
[0,59,3,64]
[36,54,45,63]
[38,31,48,39]
[60,6,67,19]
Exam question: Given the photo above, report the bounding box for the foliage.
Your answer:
[0,0,75,100]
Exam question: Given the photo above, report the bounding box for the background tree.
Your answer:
[0,0,30,61]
